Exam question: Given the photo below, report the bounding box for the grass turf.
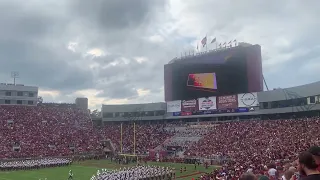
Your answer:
[0,160,218,180]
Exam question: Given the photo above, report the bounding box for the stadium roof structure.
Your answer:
[168,42,254,64]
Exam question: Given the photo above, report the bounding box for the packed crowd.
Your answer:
[0,105,172,159]
[184,118,320,179]
[0,105,101,159]
[97,124,173,154]
[91,165,174,180]
[0,158,71,171]
[199,149,320,180]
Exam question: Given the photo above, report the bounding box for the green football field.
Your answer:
[0,160,219,180]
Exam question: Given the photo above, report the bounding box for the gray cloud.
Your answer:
[0,0,319,109]
[70,0,164,30]
[96,79,139,99]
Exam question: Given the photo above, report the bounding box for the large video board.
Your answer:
[164,45,263,101]
[170,56,248,100]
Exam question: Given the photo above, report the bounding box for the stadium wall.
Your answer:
[100,81,320,122]
[257,81,320,102]
[164,64,173,102]
[102,102,166,121]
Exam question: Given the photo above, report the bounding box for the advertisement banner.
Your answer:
[238,92,259,107]
[166,100,181,112]
[172,112,181,116]
[217,95,238,109]
[181,112,192,116]
[174,107,251,116]
[181,99,198,112]
[198,97,217,110]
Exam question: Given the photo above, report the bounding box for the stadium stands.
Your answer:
[0,105,172,159]
[185,118,320,178]
[1,104,320,179]
[0,105,101,159]
[97,124,173,154]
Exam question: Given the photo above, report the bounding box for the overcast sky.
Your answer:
[0,0,319,110]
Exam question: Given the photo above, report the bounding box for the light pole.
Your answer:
[11,71,19,85]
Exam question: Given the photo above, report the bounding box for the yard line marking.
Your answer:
[0,177,12,180]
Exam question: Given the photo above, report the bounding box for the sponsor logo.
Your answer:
[181,112,192,116]
[200,98,214,110]
[168,103,180,108]
[172,112,181,116]
[182,99,197,108]
[240,93,257,106]
[218,95,237,109]
[238,107,249,112]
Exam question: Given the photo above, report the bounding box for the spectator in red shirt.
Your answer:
[308,146,320,172]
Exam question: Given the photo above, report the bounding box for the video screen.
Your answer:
[187,73,217,91]
[171,54,248,100]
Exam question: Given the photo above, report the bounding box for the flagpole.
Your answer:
[205,34,208,52]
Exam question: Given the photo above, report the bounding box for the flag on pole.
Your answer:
[233,39,237,46]
[211,37,216,43]
[201,36,207,47]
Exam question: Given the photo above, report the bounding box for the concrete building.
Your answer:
[0,83,38,105]
[75,97,88,110]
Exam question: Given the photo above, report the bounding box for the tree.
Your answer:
[37,96,43,104]
[91,109,101,117]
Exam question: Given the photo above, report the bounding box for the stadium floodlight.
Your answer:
[11,71,19,85]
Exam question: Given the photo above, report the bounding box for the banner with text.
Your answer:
[198,97,217,110]
[238,92,259,107]
[166,100,181,112]
[217,95,238,109]
[181,99,198,112]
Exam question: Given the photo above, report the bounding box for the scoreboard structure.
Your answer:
[164,43,263,101]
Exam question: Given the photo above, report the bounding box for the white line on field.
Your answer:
[0,177,12,180]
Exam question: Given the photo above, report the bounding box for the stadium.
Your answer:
[1,43,320,180]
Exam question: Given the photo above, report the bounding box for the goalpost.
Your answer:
[120,122,136,155]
